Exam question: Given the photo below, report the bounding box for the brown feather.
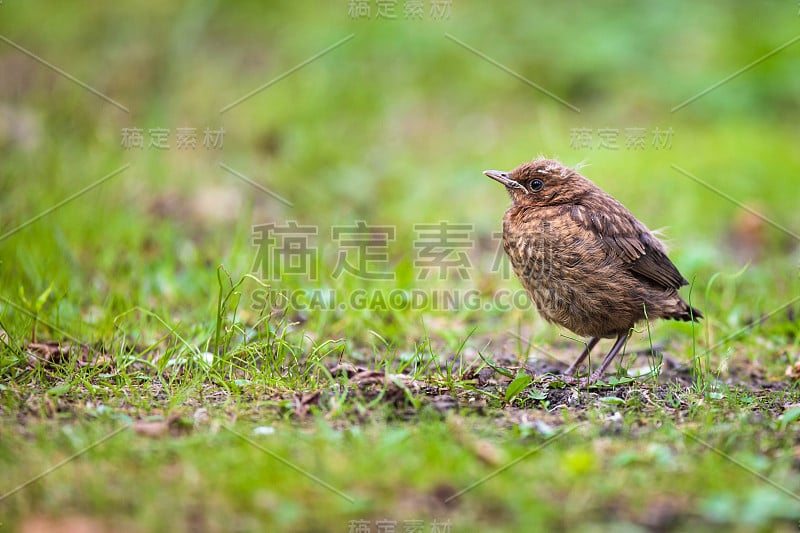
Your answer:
[492,158,702,340]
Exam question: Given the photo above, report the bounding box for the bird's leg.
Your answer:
[564,336,600,376]
[586,332,630,385]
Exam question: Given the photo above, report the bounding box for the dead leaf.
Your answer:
[26,341,111,370]
[785,361,800,380]
[27,342,72,366]
[350,370,385,386]
[329,362,361,378]
[294,391,320,418]
[134,414,192,438]
[193,408,210,425]
[20,515,132,533]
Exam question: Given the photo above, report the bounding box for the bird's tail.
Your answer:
[670,298,703,323]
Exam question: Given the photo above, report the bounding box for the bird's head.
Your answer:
[484,158,591,207]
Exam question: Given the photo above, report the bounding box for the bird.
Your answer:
[484,158,702,384]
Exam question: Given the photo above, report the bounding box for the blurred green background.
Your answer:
[1,0,799,342]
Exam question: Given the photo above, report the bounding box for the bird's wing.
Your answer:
[569,200,688,290]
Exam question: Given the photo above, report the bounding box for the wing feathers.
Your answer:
[570,201,688,290]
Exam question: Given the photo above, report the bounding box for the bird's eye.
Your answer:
[529,179,544,192]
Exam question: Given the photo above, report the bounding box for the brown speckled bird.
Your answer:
[485,158,702,384]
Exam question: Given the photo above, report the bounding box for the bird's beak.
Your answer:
[484,170,519,188]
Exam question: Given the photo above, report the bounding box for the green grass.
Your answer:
[2,1,800,531]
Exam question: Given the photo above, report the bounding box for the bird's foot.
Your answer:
[535,373,578,387]
[541,373,610,387]
[558,374,580,386]
[577,371,603,388]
